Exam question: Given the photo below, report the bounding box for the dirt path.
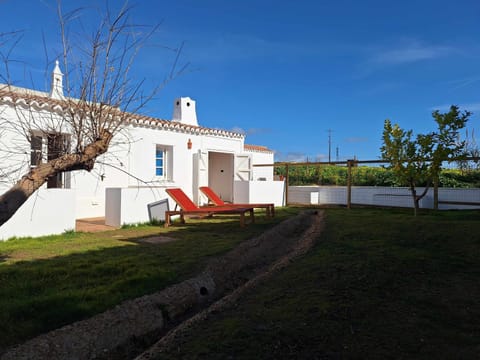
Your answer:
[2,210,324,360]
[136,210,324,359]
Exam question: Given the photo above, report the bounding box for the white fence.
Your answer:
[289,186,480,210]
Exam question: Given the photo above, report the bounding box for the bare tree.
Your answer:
[0,2,185,226]
[457,128,480,171]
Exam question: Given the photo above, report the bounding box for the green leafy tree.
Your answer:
[381,105,470,215]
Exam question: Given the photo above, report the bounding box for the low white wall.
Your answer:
[105,187,172,227]
[0,189,76,241]
[234,180,285,207]
[289,186,480,209]
[76,196,105,219]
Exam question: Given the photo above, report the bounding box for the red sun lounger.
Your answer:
[164,188,254,227]
[199,186,275,217]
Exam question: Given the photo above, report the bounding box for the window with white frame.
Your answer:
[155,145,173,180]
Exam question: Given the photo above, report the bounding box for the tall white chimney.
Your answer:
[49,60,64,99]
[172,97,198,126]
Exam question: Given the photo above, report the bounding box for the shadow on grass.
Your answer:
[0,210,298,354]
[155,208,480,359]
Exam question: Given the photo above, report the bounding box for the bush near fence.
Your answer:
[275,165,480,188]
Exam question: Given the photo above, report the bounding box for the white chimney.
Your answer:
[49,60,64,99]
[172,97,198,126]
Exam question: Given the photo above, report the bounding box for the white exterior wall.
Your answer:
[105,187,173,227]
[71,124,245,219]
[234,180,285,206]
[0,189,76,240]
[0,85,282,237]
[246,150,274,181]
[289,186,480,209]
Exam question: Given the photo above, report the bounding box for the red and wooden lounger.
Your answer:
[164,188,255,227]
[199,186,275,217]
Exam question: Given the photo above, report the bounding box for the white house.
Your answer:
[0,64,284,240]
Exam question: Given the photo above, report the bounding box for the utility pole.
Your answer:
[327,129,333,163]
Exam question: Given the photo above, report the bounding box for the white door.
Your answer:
[195,149,209,204]
[208,152,234,202]
[234,154,252,181]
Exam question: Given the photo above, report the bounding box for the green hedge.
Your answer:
[274,165,480,188]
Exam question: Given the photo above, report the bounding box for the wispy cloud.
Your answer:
[314,153,328,162]
[275,152,308,162]
[447,76,480,90]
[230,126,272,136]
[371,39,454,66]
[274,152,328,162]
[355,39,457,79]
[175,32,325,65]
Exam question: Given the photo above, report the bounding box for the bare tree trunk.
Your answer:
[0,131,112,226]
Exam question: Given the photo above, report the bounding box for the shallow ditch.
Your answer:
[1,210,324,360]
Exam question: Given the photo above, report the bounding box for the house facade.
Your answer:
[0,64,284,240]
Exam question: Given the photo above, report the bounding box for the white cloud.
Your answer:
[448,76,480,90]
[230,126,246,135]
[371,40,454,65]
[275,152,308,162]
[230,127,271,136]
[177,32,325,65]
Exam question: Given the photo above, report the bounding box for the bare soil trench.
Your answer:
[2,210,324,360]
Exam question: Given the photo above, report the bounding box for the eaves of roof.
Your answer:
[244,144,273,153]
[0,87,245,139]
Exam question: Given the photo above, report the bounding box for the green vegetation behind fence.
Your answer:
[275,165,480,187]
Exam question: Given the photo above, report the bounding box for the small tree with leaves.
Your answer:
[381,105,470,215]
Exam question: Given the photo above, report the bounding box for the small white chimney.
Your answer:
[172,97,198,126]
[49,60,64,99]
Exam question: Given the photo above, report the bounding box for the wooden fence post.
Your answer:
[347,160,352,209]
[285,164,289,206]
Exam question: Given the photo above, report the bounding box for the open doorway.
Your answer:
[208,152,234,203]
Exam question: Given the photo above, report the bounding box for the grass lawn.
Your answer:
[0,208,298,353]
[157,208,480,359]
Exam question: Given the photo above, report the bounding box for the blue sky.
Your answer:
[2,0,480,161]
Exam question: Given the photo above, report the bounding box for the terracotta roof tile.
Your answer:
[244,144,273,153]
[0,86,245,139]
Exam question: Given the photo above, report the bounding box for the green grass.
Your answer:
[0,208,298,353]
[158,208,480,359]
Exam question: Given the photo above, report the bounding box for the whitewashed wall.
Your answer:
[234,180,285,207]
[105,187,173,227]
[247,151,274,181]
[0,189,76,240]
[0,90,281,237]
[288,186,480,209]
[73,125,245,219]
